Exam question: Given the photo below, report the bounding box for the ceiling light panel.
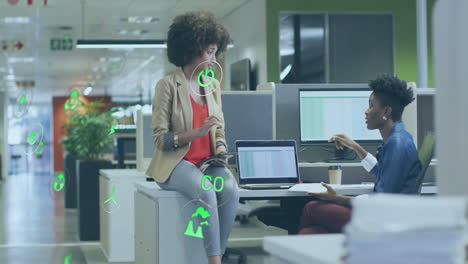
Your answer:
[121,16,159,24]
[2,17,32,24]
[8,57,35,63]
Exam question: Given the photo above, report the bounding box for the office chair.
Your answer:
[222,248,247,264]
[413,132,435,193]
[222,164,248,264]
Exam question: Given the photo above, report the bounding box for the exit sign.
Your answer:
[50,38,73,51]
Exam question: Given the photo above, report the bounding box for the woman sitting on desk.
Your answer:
[145,11,239,264]
[298,75,421,235]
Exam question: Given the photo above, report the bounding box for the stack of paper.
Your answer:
[344,194,467,264]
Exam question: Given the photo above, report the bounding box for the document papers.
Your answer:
[344,194,467,264]
[288,183,374,194]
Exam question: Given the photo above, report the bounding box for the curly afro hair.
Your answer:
[369,75,415,122]
[167,11,231,67]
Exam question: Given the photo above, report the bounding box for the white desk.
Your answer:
[134,182,209,264]
[239,185,373,198]
[299,159,438,168]
[99,169,146,262]
[264,232,467,264]
[239,185,437,199]
[264,234,344,264]
[134,182,437,264]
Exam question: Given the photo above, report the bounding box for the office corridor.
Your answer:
[0,173,276,264]
[0,173,115,264]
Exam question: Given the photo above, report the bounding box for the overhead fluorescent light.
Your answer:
[76,39,166,49]
[77,40,234,49]
[8,57,35,63]
[116,29,149,36]
[3,17,31,24]
[4,75,15,81]
[121,16,159,24]
[83,85,93,96]
[280,64,292,80]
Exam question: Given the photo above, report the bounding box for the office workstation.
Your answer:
[0,1,466,264]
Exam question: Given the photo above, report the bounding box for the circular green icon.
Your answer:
[70,90,78,98]
[28,131,39,145]
[18,95,26,105]
[64,90,79,110]
[53,173,65,192]
[197,68,215,87]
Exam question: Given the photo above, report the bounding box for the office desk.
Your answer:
[133,183,438,264]
[263,234,344,264]
[99,169,146,262]
[239,185,437,199]
[239,185,372,199]
[299,159,438,168]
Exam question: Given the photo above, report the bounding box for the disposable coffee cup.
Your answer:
[328,165,342,184]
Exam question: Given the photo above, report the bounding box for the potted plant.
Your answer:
[62,99,115,241]
[61,117,81,209]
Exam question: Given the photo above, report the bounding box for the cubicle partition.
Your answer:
[136,110,154,172]
[273,83,435,184]
[221,91,273,152]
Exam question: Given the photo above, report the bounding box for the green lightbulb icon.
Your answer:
[197,68,215,87]
[63,253,72,264]
[54,173,65,192]
[18,95,26,105]
[34,141,45,155]
[28,131,39,145]
[64,90,79,110]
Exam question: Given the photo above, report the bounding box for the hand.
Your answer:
[328,134,357,151]
[197,115,223,137]
[307,182,339,202]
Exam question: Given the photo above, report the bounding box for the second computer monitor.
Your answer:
[299,88,381,144]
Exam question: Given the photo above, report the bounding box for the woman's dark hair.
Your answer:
[167,11,231,67]
[369,75,415,122]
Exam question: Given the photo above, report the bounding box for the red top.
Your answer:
[183,96,212,167]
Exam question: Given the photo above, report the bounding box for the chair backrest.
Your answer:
[415,133,435,193]
[256,82,275,91]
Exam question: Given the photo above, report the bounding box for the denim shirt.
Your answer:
[370,122,421,193]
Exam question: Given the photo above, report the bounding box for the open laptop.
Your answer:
[236,140,300,190]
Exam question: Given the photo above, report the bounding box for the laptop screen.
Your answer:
[236,140,299,184]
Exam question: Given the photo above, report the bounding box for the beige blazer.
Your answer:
[145,68,227,183]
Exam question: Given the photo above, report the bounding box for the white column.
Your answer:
[416,0,429,87]
[433,0,468,196]
[0,92,8,180]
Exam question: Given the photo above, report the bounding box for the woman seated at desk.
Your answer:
[145,11,239,264]
[299,75,421,235]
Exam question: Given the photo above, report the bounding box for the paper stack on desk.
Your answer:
[288,183,374,193]
[344,194,467,264]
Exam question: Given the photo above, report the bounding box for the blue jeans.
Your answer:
[157,159,240,256]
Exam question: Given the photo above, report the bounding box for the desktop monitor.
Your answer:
[230,58,252,91]
[299,88,382,159]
